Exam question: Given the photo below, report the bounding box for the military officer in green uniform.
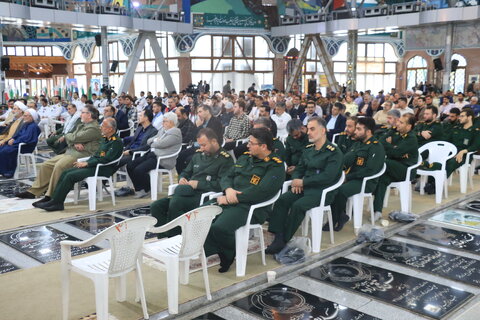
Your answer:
[445,108,480,178]
[336,116,358,154]
[442,107,460,132]
[233,117,286,160]
[150,128,233,237]
[285,119,310,176]
[373,114,418,218]
[265,117,344,254]
[374,109,400,141]
[204,127,286,273]
[37,118,123,211]
[414,106,444,147]
[330,117,386,232]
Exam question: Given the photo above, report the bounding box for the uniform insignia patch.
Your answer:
[250,174,261,185]
[100,151,106,157]
[356,157,365,166]
[366,141,371,145]
[196,149,203,152]
[272,157,283,163]
[264,156,271,162]
[220,151,230,158]
[402,154,409,159]
[306,144,314,148]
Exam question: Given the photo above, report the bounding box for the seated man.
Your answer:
[414,106,443,147]
[223,100,251,150]
[374,109,400,140]
[233,117,285,160]
[36,118,123,211]
[373,114,418,219]
[0,102,26,145]
[445,108,480,178]
[150,128,233,236]
[299,100,319,125]
[16,105,102,205]
[330,117,386,232]
[46,104,81,154]
[284,119,310,176]
[103,105,129,138]
[325,103,346,142]
[443,107,460,131]
[203,128,286,273]
[265,117,343,254]
[336,116,358,154]
[175,107,196,145]
[0,109,40,178]
[126,112,182,198]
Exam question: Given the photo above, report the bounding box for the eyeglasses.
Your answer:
[81,111,90,114]
[247,140,263,146]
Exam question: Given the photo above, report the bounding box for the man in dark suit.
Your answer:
[325,102,347,142]
[289,95,305,119]
[104,105,129,138]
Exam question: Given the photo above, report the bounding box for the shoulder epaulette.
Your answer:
[220,151,230,158]
[273,137,278,141]
[373,140,378,144]
[243,151,250,155]
[196,149,203,152]
[340,132,347,135]
[271,156,283,164]
[326,144,336,152]
[306,144,314,148]
[381,125,388,129]
[392,126,397,129]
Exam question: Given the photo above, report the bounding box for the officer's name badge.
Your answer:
[250,174,261,185]
[356,157,365,166]
[100,151,106,157]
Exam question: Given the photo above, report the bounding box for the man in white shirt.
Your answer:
[136,91,147,111]
[248,96,263,122]
[455,93,468,110]
[151,101,164,130]
[395,97,414,116]
[91,93,101,108]
[271,102,292,138]
[38,96,63,136]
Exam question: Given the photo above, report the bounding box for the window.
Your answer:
[450,53,467,93]
[406,55,427,91]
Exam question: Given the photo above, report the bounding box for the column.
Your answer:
[273,54,285,91]
[346,30,358,93]
[178,52,192,91]
[101,26,109,86]
[0,31,5,104]
[442,23,453,92]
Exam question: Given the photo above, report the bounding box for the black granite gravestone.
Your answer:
[429,210,480,231]
[115,206,151,218]
[233,283,380,320]
[192,313,225,320]
[0,226,100,264]
[304,257,473,319]
[359,238,480,287]
[398,223,480,254]
[0,257,19,274]
[67,214,124,234]
[0,180,30,198]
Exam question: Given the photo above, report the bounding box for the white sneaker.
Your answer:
[373,211,383,222]
[134,190,150,199]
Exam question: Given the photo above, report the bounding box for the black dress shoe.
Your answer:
[265,233,286,255]
[32,197,51,208]
[322,223,331,231]
[334,214,350,232]
[36,200,55,209]
[218,252,234,273]
[42,202,65,212]
[15,191,36,199]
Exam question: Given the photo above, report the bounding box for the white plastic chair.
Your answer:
[61,216,156,320]
[150,146,182,201]
[117,119,135,137]
[210,190,282,277]
[168,184,217,205]
[456,151,475,194]
[143,205,222,314]
[73,155,123,211]
[417,141,457,204]
[383,156,422,212]
[13,142,38,179]
[302,172,345,253]
[346,163,386,234]
[331,133,341,145]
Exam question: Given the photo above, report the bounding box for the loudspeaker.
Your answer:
[110,60,119,72]
[95,34,102,47]
[451,59,459,72]
[308,79,316,95]
[433,58,443,71]
[0,57,10,71]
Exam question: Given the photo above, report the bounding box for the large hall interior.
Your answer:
[1,0,480,319]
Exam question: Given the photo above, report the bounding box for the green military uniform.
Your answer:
[203,152,286,263]
[473,117,480,129]
[50,134,123,204]
[413,120,444,146]
[336,132,358,154]
[373,130,419,212]
[268,141,343,242]
[444,125,480,177]
[442,119,459,132]
[150,148,233,236]
[273,138,286,161]
[331,136,386,227]
[284,133,310,166]
[46,118,82,154]
[374,125,396,141]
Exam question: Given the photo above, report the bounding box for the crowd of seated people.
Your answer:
[4,81,480,273]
